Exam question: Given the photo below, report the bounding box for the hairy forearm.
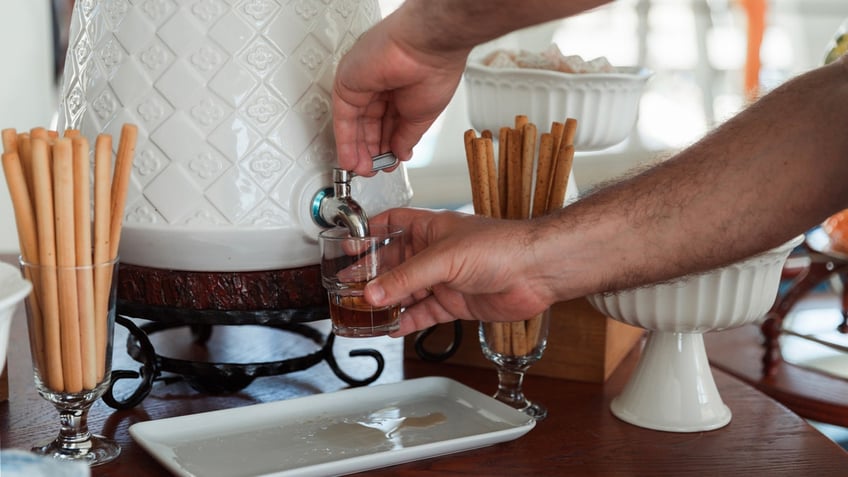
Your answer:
[540,55,848,300]
[392,0,613,55]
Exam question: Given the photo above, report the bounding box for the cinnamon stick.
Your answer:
[520,123,537,219]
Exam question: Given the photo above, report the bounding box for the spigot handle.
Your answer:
[313,153,398,235]
[371,152,398,172]
[336,153,399,180]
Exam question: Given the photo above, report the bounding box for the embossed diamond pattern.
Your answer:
[156,60,206,111]
[145,164,204,223]
[206,167,264,223]
[113,6,156,54]
[208,60,260,108]
[58,0,384,240]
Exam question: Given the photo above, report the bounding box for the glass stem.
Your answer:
[494,367,528,409]
[56,406,93,449]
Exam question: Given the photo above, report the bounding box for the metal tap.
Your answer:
[312,153,399,237]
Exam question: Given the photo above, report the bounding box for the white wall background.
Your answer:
[0,1,57,253]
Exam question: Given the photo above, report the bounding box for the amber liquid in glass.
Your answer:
[328,285,400,337]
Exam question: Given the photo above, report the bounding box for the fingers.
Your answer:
[365,242,448,308]
[390,293,466,337]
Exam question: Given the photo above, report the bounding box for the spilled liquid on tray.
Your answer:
[171,397,513,477]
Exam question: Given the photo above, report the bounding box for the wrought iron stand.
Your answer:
[103,301,385,410]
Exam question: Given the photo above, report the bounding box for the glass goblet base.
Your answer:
[33,434,121,466]
[32,380,122,466]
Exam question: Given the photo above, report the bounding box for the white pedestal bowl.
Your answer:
[586,235,803,432]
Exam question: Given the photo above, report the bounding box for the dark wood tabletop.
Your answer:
[3,287,848,476]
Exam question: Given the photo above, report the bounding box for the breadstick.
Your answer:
[17,133,34,206]
[53,139,84,393]
[497,127,509,217]
[525,313,545,354]
[1,153,38,262]
[463,129,482,214]
[515,115,528,131]
[550,121,564,159]
[547,144,575,212]
[562,118,578,148]
[109,123,137,259]
[72,137,97,389]
[520,123,536,219]
[510,320,529,356]
[2,151,45,373]
[506,128,522,220]
[483,322,509,356]
[30,127,49,142]
[93,134,112,379]
[1,129,17,154]
[472,138,492,217]
[531,133,555,219]
[31,138,64,391]
[547,119,578,212]
[483,138,500,219]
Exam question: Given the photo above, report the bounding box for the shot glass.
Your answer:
[20,257,121,465]
[319,225,405,338]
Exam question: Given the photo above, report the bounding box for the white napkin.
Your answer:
[0,449,90,477]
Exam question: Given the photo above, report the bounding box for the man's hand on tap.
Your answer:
[331,0,614,177]
[331,3,468,177]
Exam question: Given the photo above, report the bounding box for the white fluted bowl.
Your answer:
[464,63,652,150]
[586,235,803,432]
[0,262,32,375]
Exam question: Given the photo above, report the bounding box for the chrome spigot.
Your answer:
[312,153,399,237]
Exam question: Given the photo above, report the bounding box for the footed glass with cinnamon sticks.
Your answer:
[464,115,577,420]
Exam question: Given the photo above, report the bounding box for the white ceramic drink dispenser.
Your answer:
[58,0,412,272]
[56,0,412,405]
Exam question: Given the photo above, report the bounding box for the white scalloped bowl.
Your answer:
[588,235,803,333]
[585,234,803,433]
[464,62,652,150]
[0,262,32,375]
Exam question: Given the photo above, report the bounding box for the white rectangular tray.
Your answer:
[129,376,535,477]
